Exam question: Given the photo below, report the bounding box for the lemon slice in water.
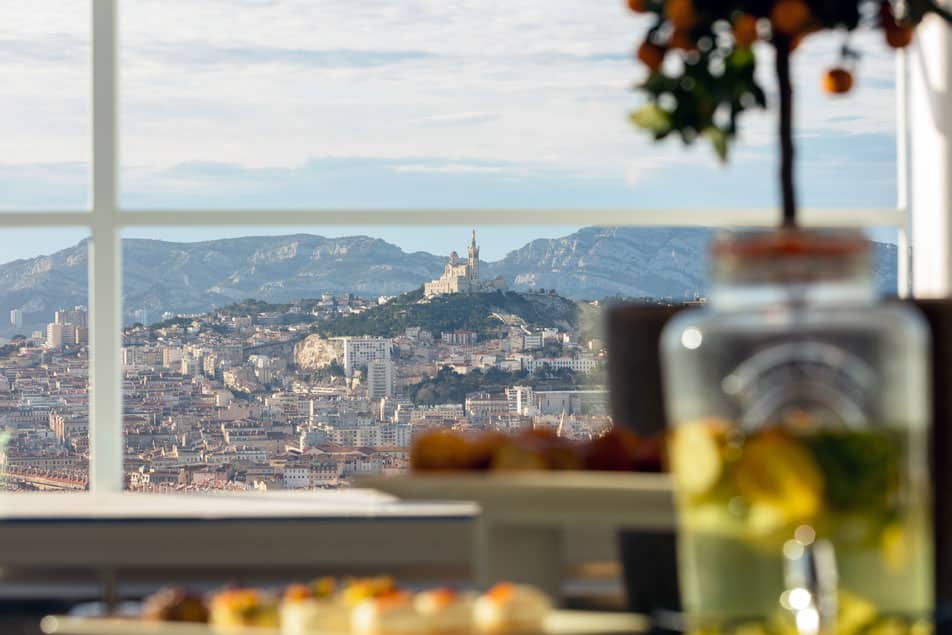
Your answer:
[670,420,726,497]
[734,431,824,526]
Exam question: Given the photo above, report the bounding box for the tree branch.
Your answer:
[775,37,797,228]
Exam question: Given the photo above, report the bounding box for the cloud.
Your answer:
[391,162,517,175]
[112,131,894,210]
[0,35,86,64]
[132,42,438,69]
[0,0,898,214]
[412,112,499,127]
[0,163,87,209]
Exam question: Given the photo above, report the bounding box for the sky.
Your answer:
[0,0,899,262]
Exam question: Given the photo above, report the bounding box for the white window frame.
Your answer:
[2,0,912,494]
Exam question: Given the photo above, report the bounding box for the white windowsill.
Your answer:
[0,490,477,522]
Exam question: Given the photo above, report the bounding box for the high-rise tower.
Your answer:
[467,229,480,281]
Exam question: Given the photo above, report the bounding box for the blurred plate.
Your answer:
[41,610,650,635]
[358,472,674,529]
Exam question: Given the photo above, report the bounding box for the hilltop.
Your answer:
[314,288,580,339]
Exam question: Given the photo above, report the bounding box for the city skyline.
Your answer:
[0,265,612,492]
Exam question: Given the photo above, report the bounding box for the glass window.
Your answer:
[0,2,905,496]
[0,229,89,491]
[0,1,89,210]
[118,225,898,491]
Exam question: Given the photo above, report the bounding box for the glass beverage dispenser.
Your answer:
[660,229,932,634]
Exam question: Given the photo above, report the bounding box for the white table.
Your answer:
[359,472,676,599]
[0,491,476,606]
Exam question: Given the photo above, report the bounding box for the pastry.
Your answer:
[415,587,475,635]
[474,583,551,635]
[582,428,642,471]
[411,431,473,471]
[281,578,350,635]
[352,591,428,635]
[141,587,208,623]
[340,576,399,607]
[208,588,280,629]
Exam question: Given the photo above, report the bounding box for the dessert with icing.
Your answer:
[208,588,280,629]
[352,590,428,635]
[474,583,552,635]
[414,587,475,635]
[280,577,350,635]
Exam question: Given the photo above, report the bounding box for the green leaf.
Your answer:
[705,126,728,162]
[727,47,755,69]
[629,105,671,135]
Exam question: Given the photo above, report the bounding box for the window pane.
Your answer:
[120,1,895,211]
[120,226,897,492]
[0,1,89,210]
[0,229,89,490]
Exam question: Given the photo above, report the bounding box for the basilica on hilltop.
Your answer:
[423,230,508,298]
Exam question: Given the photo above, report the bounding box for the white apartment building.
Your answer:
[506,386,535,416]
[283,465,310,489]
[310,462,343,487]
[180,357,201,377]
[524,356,600,374]
[465,392,509,417]
[337,337,391,376]
[523,333,544,350]
[367,359,395,400]
[9,309,22,329]
[330,426,378,448]
[379,424,411,448]
[533,390,610,416]
[45,323,63,349]
[267,392,309,421]
[162,347,183,368]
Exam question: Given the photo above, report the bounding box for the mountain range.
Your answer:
[0,227,898,336]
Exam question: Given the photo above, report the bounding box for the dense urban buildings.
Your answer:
[0,233,656,493]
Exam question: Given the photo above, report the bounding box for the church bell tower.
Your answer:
[467,229,479,281]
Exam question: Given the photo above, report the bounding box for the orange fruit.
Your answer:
[770,0,811,36]
[665,0,697,31]
[822,67,854,94]
[636,39,667,71]
[628,0,650,12]
[669,29,698,51]
[885,24,914,47]
[733,13,759,47]
[880,2,915,47]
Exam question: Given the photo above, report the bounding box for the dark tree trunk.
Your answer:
[775,37,797,228]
